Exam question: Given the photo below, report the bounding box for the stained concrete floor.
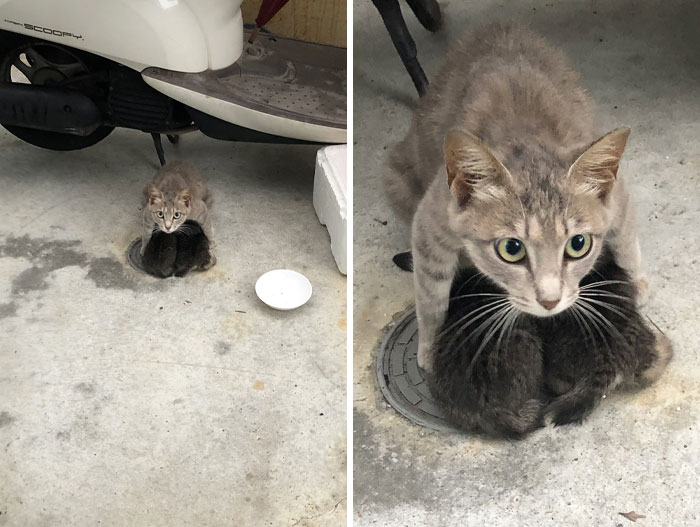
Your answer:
[354,1,700,525]
[0,128,346,526]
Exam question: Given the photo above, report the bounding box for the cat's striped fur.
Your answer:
[385,24,647,371]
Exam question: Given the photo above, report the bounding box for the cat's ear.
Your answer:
[568,127,630,199]
[177,188,191,208]
[146,184,162,205]
[444,131,511,206]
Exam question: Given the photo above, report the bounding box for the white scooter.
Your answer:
[0,0,346,164]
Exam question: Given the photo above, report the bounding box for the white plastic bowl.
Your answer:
[255,269,312,310]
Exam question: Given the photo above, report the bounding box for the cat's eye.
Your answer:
[495,238,526,263]
[156,211,164,218]
[173,212,181,219]
[565,234,592,259]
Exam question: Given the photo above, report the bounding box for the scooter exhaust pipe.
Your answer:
[0,84,103,136]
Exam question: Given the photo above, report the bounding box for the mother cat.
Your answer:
[385,24,650,372]
[140,161,215,256]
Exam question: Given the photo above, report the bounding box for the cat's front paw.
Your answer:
[416,343,433,373]
[634,274,650,306]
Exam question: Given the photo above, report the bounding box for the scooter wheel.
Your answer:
[0,38,114,151]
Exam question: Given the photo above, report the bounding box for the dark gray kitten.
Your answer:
[427,263,545,438]
[141,220,212,278]
[541,249,672,426]
[425,247,671,438]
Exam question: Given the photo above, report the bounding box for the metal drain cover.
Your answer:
[377,307,457,432]
[126,238,150,275]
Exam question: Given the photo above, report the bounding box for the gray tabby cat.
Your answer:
[140,161,215,258]
[385,23,650,372]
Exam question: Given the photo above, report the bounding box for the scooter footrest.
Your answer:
[142,33,346,141]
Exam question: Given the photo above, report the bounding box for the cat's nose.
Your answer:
[538,298,561,311]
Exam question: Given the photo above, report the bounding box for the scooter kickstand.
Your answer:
[151,133,167,166]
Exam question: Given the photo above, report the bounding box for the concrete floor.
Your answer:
[354,1,700,525]
[0,129,346,526]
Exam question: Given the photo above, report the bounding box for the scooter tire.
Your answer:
[0,34,114,151]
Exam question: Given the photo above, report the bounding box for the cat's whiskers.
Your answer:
[470,273,491,291]
[590,267,608,282]
[449,292,508,302]
[578,296,631,320]
[440,298,509,339]
[572,304,598,347]
[474,304,515,353]
[495,306,520,353]
[461,301,513,348]
[571,302,612,353]
[579,289,633,302]
[176,224,198,237]
[441,298,511,348]
[444,300,509,352]
[452,270,487,296]
[575,298,628,346]
[568,304,593,345]
[505,296,532,313]
[506,305,523,347]
[579,279,629,290]
[457,303,516,377]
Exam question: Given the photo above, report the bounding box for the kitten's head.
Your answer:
[444,127,630,317]
[144,184,191,233]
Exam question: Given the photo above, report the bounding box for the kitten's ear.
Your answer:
[177,188,191,208]
[444,131,511,206]
[146,184,162,205]
[568,127,630,199]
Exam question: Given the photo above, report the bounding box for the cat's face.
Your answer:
[445,128,630,318]
[145,185,191,234]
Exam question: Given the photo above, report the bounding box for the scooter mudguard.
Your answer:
[0,0,243,72]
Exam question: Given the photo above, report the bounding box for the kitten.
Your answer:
[385,23,647,372]
[427,248,671,437]
[141,226,178,278]
[141,220,214,278]
[428,265,545,439]
[172,221,214,277]
[541,247,672,426]
[140,161,215,255]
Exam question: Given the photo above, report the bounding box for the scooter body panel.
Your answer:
[0,0,243,72]
[142,34,347,144]
[0,2,347,144]
[145,74,346,143]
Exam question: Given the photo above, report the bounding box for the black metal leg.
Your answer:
[405,0,442,32]
[371,0,429,97]
[151,133,166,166]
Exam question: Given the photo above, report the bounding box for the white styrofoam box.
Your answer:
[313,144,347,275]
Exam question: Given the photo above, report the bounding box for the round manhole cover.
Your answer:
[377,307,457,432]
[126,238,150,276]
